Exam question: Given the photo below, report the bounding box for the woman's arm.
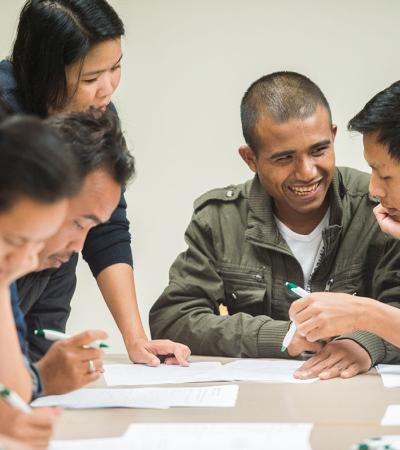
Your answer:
[97,264,190,366]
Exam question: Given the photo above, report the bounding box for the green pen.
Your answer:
[0,385,32,413]
[281,282,309,352]
[35,329,109,349]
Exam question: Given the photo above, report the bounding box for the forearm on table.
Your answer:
[96,263,147,346]
[358,298,400,347]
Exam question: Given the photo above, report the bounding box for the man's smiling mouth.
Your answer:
[288,181,321,197]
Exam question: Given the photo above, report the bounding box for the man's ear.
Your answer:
[331,124,338,141]
[239,145,258,173]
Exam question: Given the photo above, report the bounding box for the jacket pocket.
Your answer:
[218,264,267,316]
[325,264,365,295]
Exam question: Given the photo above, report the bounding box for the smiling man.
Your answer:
[288,80,400,360]
[150,71,400,379]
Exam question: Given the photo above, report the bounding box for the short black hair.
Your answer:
[241,71,332,153]
[348,81,400,161]
[46,108,135,186]
[0,115,81,213]
[11,0,124,117]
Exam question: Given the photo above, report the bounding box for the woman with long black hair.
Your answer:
[0,0,190,367]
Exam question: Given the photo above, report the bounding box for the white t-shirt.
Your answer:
[274,209,330,287]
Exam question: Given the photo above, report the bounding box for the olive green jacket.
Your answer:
[150,167,400,365]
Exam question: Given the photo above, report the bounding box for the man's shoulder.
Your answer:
[193,180,252,212]
[337,166,371,195]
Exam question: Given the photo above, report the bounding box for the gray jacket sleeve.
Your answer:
[149,212,290,358]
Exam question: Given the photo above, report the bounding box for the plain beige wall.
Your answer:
[1,1,400,352]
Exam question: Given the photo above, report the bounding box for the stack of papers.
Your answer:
[103,359,317,386]
[32,385,238,409]
[49,423,313,450]
[377,364,400,388]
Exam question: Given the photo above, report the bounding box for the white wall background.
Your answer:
[1,1,400,352]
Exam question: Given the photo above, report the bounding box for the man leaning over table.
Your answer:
[289,80,400,360]
[150,71,400,380]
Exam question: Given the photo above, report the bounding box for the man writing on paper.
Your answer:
[289,80,400,358]
[18,109,190,396]
[150,71,400,380]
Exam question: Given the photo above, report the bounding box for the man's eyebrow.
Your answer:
[81,214,102,225]
[270,149,295,160]
[269,139,332,160]
[82,54,123,77]
[310,139,331,150]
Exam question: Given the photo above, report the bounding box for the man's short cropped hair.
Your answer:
[46,108,135,186]
[348,80,400,161]
[241,71,332,153]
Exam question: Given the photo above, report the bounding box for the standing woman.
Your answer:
[0,0,190,366]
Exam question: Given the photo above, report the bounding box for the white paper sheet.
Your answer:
[50,423,313,450]
[104,359,317,386]
[124,423,313,450]
[103,361,222,386]
[214,359,318,383]
[377,364,400,388]
[382,405,400,425]
[49,437,127,450]
[31,385,238,409]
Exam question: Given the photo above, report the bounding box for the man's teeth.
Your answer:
[290,182,319,196]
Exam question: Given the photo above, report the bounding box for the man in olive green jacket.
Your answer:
[150,71,400,380]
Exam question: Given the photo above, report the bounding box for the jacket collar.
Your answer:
[245,168,344,254]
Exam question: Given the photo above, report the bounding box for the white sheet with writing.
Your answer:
[214,359,318,383]
[32,385,238,409]
[49,423,313,450]
[103,361,222,386]
[104,359,317,386]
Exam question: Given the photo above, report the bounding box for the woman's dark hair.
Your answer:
[0,115,81,213]
[11,0,124,117]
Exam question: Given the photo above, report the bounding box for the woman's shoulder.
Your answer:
[0,59,25,113]
[0,60,16,89]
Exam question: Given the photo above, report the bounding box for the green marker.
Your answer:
[0,385,32,413]
[35,329,109,349]
[281,282,309,352]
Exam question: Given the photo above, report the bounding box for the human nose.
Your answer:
[369,172,386,199]
[15,242,41,271]
[68,230,88,254]
[295,156,317,182]
[98,72,115,98]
